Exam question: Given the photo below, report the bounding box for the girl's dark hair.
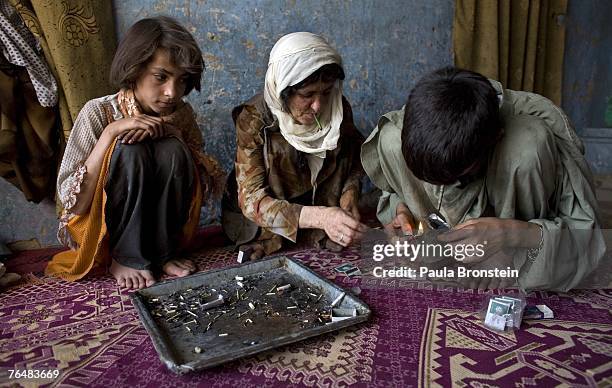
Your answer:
[280,63,344,109]
[110,16,204,95]
[401,67,501,185]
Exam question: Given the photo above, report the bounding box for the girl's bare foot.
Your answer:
[110,259,156,290]
[163,258,196,277]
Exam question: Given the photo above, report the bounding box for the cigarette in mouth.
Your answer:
[313,114,322,130]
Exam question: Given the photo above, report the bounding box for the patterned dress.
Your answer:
[222,93,364,254]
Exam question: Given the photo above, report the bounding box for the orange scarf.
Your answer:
[46,90,221,281]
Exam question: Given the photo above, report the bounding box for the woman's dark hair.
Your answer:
[401,67,501,185]
[110,16,204,95]
[280,63,344,109]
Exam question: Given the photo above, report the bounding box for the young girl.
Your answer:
[47,16,223,290]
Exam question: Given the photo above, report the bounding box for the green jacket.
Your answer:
[361,80,605,292]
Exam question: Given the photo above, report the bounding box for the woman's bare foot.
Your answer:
[162,258,196,277]
[110,259,156,290]
[238,242,265,261]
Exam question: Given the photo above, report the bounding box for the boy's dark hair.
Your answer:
[110,16,204,95]
[280,63,344,109]
[401,67,501,185]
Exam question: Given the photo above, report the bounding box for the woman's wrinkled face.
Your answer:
[134,48,188,116]
[287,79,335,125]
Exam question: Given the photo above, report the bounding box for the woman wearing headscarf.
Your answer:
[222,32,366,260]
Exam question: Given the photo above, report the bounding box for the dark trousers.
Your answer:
[104,137,194,270]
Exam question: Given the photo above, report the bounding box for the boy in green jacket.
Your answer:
[361,67,605,291]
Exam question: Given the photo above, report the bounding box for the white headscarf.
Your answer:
[263,32,344,159]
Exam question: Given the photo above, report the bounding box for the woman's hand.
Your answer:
[299,206,368,247]
[322,207,368,247]
[339,187,360,221]
[104,115,164,144]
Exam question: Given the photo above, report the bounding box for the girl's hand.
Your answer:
[105,115,164,143]
[119,129,149,144]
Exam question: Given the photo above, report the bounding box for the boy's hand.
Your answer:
[384,202,416,238]
[437,217,541,263]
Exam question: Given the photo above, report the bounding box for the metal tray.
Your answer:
[130,256,371,374]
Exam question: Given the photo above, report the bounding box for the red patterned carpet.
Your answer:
[1,227,611,387]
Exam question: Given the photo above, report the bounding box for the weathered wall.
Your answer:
[112,0,455,172]
[562,0,611,131]
[0,179,58,247]
[562,0,612,173]
[0,0,455,246]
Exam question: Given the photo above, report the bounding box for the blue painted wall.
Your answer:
[562,0,612,174]
[562,0,612,131]
[112,0,454,172]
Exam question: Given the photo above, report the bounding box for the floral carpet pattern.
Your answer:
[0,231,611,387]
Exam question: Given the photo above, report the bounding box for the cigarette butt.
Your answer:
[201,294,224,310]
[218,333,228,337]
[235,276,244,281]
[248,302,255,310]
[331,292,346,308]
